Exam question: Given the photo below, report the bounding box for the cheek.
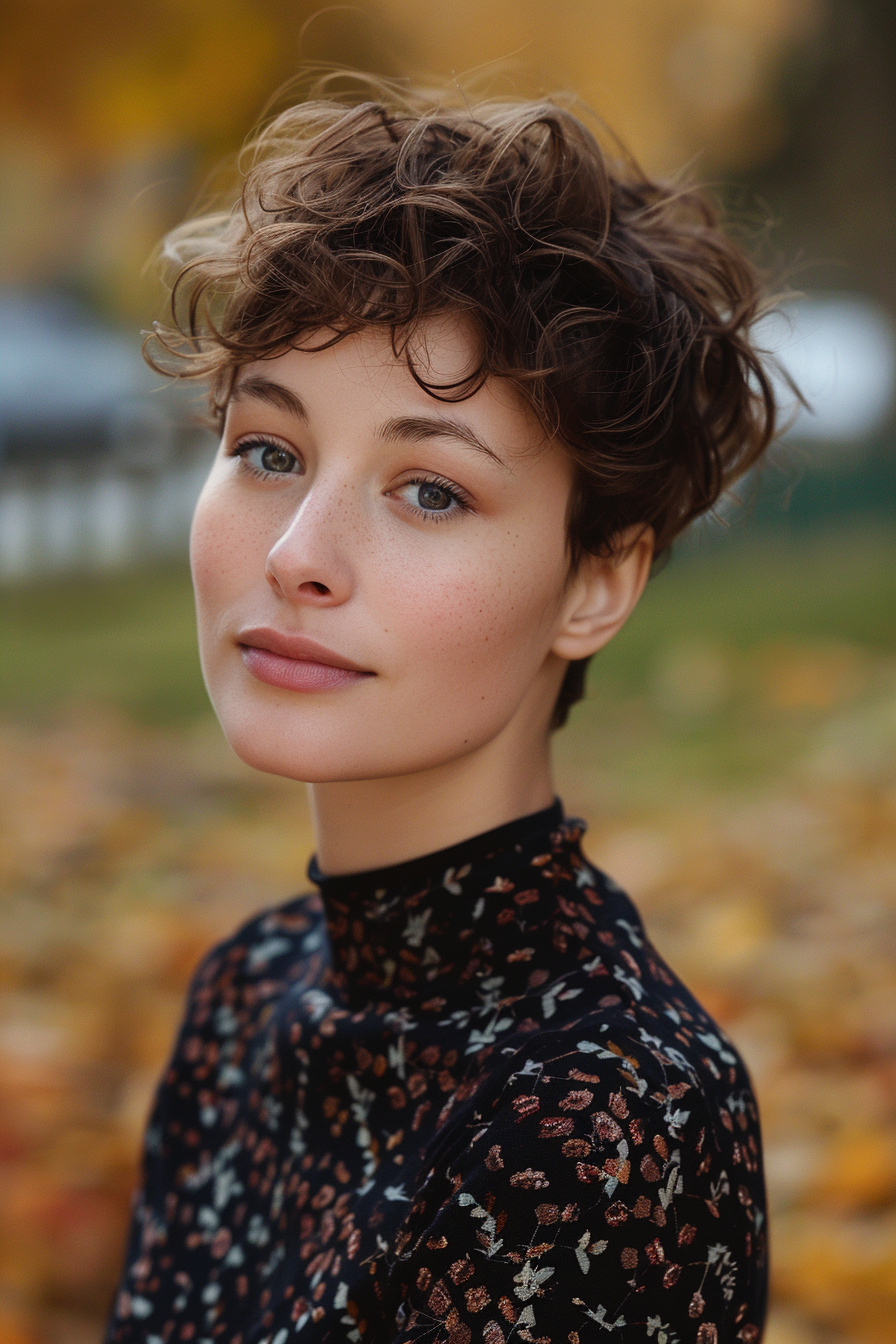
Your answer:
[393,528,565,684]
[189,481,265,618]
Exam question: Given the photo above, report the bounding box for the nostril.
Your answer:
[299,581,330,597]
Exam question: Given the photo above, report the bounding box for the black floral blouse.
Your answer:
[107,802,767,1344]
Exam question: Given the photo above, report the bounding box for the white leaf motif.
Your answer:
[513,1261,555,1300]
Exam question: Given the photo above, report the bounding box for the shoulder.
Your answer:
[532,851,764,1168]
[465,1010,735,1198]
[189,890,325,994]
[397,1014,767,1342]
[165,891,326,1053]
[143,893,325,1138]
[455,1001,765,1272]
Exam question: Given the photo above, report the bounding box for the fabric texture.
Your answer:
[107,802,767,1344]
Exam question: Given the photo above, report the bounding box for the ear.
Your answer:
[551,525,654,662]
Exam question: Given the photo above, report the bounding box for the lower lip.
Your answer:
[239,645,373,692]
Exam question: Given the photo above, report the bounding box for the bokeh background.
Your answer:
[2,2,896,1342]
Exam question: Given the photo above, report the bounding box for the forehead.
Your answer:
[229,318,551,463]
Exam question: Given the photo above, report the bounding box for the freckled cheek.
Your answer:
[190,487,272,612]
[387,550,558,679]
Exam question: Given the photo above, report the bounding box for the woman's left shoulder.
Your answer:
[392,1018,767,1343]
[469,1002,764,1216]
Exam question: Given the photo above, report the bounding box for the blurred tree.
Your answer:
[1,0,869,325]
[0,0,401,317]
[372,0,826,173]
[741,0,896,310]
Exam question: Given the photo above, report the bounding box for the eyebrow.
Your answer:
[377,415,506,467]
[228,376,507,468]
[229,375,308,419]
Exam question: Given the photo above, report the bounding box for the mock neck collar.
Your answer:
[308,800,590,1006]
[308,800,565,902]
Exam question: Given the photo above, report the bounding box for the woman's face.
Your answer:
[190,316,581,783]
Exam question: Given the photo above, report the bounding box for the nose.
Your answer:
[264,484,355,607]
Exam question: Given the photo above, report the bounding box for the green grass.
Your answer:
[1,563,208,722]
[1,520,894,727]
[592,519,896,693]
[566,519,896,799]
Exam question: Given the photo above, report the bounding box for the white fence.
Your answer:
[0,452,213,580]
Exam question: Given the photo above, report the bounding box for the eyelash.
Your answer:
[395,474,473,521]
[228,437,473,520]
[230,435,301,479]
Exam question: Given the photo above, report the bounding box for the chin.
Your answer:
[214,697,509,785]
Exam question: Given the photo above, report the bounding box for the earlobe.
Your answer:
[551,525,654,662]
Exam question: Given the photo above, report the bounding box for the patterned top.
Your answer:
[107,802,767,1344]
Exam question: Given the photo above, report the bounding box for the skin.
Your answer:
[190,315,653,874]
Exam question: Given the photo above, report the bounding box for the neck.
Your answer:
[308,715,556,876]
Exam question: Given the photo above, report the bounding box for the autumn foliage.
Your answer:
[2,537,896,1343]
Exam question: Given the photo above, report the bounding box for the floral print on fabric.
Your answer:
[107,802,766,1344]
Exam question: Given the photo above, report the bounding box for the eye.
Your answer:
[394,476,470,519]
[234,436,303,477]
[415,481,454,511]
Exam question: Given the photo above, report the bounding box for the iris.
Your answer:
[416,482,453,511]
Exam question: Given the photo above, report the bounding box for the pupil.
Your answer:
[262,445,292,472]
[418,483,450,510]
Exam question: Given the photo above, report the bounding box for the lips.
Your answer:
[236,627,374,693]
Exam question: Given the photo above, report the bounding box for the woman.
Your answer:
[107,82,774,1343]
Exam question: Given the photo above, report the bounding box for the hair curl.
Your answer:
[151,78,780,728]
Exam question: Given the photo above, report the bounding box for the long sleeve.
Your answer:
[385,1027,766,1344]
[107,901,325,1340]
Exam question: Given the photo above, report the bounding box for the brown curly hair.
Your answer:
[150,78,780,728]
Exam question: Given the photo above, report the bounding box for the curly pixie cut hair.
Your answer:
[152,78,779,729]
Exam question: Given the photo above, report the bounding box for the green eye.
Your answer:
[237,438,302,475]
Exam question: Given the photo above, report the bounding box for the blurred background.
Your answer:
[1,2,895,1342]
